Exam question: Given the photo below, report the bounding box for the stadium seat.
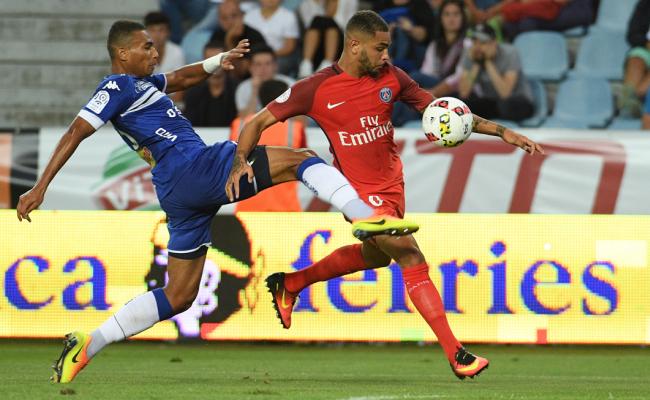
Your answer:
[570,30,629,80]
[540,117,591,129]
[608,117,643,130]
[520,79,548,127]
[591,0,638,33]
[514,32,568,81]
[563,26,587,37]
[541,77,614,128]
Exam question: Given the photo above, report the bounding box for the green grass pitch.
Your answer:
[1,341,648,399]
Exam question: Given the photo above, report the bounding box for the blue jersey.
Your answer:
[78,73,207,199]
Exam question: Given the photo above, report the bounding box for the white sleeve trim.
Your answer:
[78,109,106,129]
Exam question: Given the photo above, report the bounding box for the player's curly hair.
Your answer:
[107,20,145,59]
[345,10,389,38]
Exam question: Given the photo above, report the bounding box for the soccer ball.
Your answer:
[422,97,473,147]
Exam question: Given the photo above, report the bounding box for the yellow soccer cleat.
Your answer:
[351,214,419,240]
[51,331,92,383]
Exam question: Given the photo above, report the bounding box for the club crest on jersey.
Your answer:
[134,80,153,93]
[379,87,392,103]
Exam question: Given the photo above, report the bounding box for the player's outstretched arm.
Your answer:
[164,39,249,93]
[16,117,96,222]
[225,108,278,202]
[472,114,545,155]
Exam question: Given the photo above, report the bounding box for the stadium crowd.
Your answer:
[149,0,647,130]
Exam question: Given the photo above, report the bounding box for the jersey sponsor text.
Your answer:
[338,115,393,147]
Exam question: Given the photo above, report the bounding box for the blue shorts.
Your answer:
[159,141,272,258]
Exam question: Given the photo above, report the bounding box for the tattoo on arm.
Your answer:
[496,125,506,137]
[472,115,506,137]
[231,156,243,173]
[472,115,486,131]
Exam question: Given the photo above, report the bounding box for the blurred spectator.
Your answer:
[145,12,186,74]
[180,1,259,64]
[463,0,502,23]
[458,24,534,121]
[502,0,595,40]
[374,0,435,72]
[235,45,295,117]
[159,0,211,44]
[208,0,267,83]
[229,79,306,212]
[298,0,359,78]
[283,0,304,10]
[183,41,238,127]
[466,0,570,28]
[620,0,650,117]
[641,86,650,130]
[415,0,469,97]
[244,0,300,76]
[210,0,267,51]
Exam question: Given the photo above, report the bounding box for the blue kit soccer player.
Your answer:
[15,20,418,383]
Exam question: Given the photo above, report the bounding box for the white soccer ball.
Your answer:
[421,97,473,147]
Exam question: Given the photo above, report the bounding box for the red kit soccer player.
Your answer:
[226,10,544,380]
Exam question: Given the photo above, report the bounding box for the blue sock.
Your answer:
[152,288,174,320]
[296,156,325,181]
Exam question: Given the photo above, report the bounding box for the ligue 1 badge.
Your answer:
[379,87,392,103]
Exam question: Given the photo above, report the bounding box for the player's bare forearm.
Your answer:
[472,114,545,155]
[164,64,209,93]
[472,114,507,137]
[17,117,95,221]
[226,108,276,201]
[235,108,277,160]
[36,117,95,191]
[165,39,249,93]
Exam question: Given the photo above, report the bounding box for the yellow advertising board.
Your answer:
[1,210,648,344]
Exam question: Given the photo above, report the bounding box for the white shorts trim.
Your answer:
[167,242,212,254]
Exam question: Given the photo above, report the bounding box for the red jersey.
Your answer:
[267,63,432,216]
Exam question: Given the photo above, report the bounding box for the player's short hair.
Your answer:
[250,44,276,61]
[143,11,170,28]
[259,79,289,107]
[107,20,145,59]
[345,10,389,39]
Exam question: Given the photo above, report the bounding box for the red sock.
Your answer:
[402,263,461,362]
[284,244,366,293]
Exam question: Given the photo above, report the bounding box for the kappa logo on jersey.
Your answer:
[379,87,392,103]
[134,80,153,93]
[86,90,110,114]
[102,80,120,91]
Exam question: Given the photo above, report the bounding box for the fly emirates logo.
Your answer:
[338,115,393,147]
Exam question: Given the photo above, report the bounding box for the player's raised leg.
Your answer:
[51,254,205,383]
[261,146,419,238]
[267,239,391,329]
[372,234,489,379]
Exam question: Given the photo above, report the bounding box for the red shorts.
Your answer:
[358,186,405,219]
